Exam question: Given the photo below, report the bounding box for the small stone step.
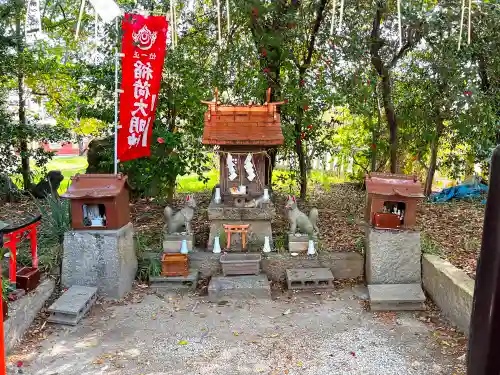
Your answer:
[150,269,199,292]
[47,286,98,326]
[368,284,426,311]
[286,268,334,290]
[208,275,271,302]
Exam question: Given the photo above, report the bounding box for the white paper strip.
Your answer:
[88,0,121,24]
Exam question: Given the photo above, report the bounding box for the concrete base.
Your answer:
[47,286,98,325]
[208,220,273,252]
[62,222,138,299]
[163,233,194,253]
[422,254,474,334]
[144,250,364,281]
[365,227,421,284]
[287,234,317,253]
[150,269,199,293]
[368,284,426,311]
[4,278,55,353]
[208,275,271,302]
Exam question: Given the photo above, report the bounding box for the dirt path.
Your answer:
[8,285,465,375]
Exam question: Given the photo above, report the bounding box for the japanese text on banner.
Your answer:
[118,15,168,163]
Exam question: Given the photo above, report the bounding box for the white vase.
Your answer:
[307,240,316,255]
[262,236,271,253]
[263,188,270,201]
[180,239,189,254]
[213,236,222,254]
[214,187,221,204]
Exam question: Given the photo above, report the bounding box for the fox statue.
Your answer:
[163,195,196,234]
[285,195,319,239]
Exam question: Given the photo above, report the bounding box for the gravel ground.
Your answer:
[8,285,465,375]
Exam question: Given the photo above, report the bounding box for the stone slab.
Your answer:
[207,220,273,252]
[422,254,474,334]
[368,284,426,311]
[62,222,137,299]
[288,235,317,253]
[365,227,421,284]
[47,286,98,325]
[207,202,276,221]
[286,268,334,290]
[4,278,55,354]
[208,275,271,302]
[150,269,199,292]
[163,234,194,253]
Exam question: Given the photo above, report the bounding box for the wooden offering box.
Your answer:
[161,253,189,277]
[365,173,425,230]
[62,174,130,230]
[16,267,40,292]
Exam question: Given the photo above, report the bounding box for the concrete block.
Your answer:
[4,278,55,353]
[286,268,334,290]
[422,254,474,334]
[368,284,426,311]
[262,252,364,281]
[62,222,137,299]
[163,234,194,253]
[365,228,421,284]
[150,269,199,292]
[47,286,98,326]
[208,275,271,302]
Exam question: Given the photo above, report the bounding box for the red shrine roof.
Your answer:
[365,172,425,198]
[61,174,128,199]
[201,88,285,146]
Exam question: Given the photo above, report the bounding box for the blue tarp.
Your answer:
[431,183,488,203]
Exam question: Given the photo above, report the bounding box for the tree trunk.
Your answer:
[424,117,444,196]
[369,108,376,172]
[16,4,30,190]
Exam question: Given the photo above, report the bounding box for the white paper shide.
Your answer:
[227,153,238,181]
[244,153,255,181]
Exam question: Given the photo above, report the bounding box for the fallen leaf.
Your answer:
[297,361,303,367]
[233,331,239,336]
[178,340,188,345]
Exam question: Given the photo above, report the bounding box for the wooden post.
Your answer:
[467,145,500,374]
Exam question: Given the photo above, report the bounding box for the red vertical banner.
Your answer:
[118,14,168,163]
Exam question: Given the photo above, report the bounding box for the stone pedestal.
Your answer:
[61,222,137,299]
[287,233,317,253]
[365,227,421,284]
[163,233,194,253]
[365,227,425,311]
[207,202,275,251]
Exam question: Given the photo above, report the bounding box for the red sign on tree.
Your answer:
[118,14,168,162]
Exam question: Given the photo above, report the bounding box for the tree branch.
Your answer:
[301,0,328,70]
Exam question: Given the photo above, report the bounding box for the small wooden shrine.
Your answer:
[202,88,284,205]
[202,88,284,251]
[365,172,425,230]
[62,174,130,230]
